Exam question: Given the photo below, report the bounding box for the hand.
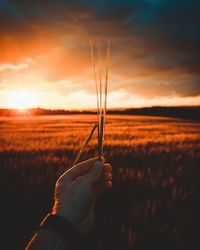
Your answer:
[52,157,112,234]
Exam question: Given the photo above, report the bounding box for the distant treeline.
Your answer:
[107,106,200,121]
[0,106,199,121]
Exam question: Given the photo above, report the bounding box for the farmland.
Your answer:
[0,114,199,250]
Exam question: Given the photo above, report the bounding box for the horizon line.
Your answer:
[0,104,200,111]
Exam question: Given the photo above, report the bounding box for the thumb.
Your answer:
[85,160,103,184]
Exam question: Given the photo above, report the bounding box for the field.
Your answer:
[0,114,199,250]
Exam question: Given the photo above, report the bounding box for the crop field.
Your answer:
[0,114,199,250]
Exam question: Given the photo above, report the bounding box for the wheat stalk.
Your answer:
[73,39,111,165]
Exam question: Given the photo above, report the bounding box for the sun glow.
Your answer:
[7,90,38,110]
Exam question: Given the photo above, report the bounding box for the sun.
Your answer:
[8,90,38,110]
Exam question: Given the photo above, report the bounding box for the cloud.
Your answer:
[0,0,199,103]
[0,58,32,72]
[105,89,200,108]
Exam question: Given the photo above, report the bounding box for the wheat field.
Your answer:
[0,114,199,250]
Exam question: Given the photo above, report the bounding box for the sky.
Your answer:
[0,0,200,109]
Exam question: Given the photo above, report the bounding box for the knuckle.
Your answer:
[104,163,112,172]
[106,173,112,180]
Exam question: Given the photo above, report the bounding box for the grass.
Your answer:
[0,114,199,250]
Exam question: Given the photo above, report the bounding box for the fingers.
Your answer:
[104,172,112,182]
[57,158,112,191]
[103,163,112,173]
[103,163,112,188]
[58,157,105,186]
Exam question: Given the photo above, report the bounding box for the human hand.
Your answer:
[52,157,112,234]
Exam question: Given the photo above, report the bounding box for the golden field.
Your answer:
[0,114,199,250]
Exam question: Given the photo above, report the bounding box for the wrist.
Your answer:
[52,205,81,232]
[39,214,87,249]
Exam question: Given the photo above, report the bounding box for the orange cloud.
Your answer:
[0,0,199,109]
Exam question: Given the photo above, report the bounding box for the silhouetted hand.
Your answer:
[52,157,112,234]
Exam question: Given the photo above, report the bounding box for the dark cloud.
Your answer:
[0,0,200,98]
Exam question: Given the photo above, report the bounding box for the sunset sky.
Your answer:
[0,0,200,109]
